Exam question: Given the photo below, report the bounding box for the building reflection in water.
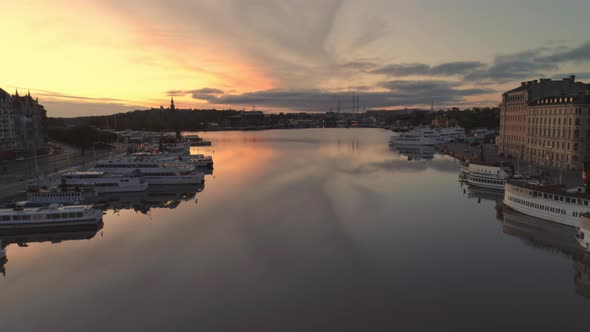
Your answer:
[389,144,435,161]
[501,205,590,301]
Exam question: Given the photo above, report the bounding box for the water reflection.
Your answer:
[389,144,435,161]
[501,206,590,300]
[94,184,204,214]
[0,222,103,277]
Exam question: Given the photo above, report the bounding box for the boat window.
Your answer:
[1,216,10,221]
[21,215,31,220]
[68,213,76,218]
[12,215,22,221]
[76,212,83,217]
[61,213,68,218]
[560,197,564,201]
[566,198,571,203]
[555,196,560,201]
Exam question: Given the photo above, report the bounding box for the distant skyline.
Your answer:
[2,0,590,117]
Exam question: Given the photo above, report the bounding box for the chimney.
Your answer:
[570,75,576,83]
[521,82,526,87]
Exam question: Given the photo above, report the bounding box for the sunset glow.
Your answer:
[2,0,590,116]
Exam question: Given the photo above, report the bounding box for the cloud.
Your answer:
[370,42,590,84]
[187,80,493,112]
[166,88,225,100]
[370,61,485,77]
[539,41,590,63]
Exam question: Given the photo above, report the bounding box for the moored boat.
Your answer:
[504,181,590,227]
[389,128,439,146]
[466,162,512,190]
[93,158,204,185]
[0,203,103,232]
[26,187,94,205]
[61,171,148,193]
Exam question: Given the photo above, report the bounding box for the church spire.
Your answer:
[170,97,176,110]
[15,89,19,97]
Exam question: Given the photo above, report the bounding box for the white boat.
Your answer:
[134,151,214,169]
[438,127,466,143]
[93,158,204,185]
[0,203,103,231]
[577,214,590,251]
[61,171,148,193]
[504,182,590,227]
[467,163,512,190]
[389,128,439,146]
[26,188,94,205]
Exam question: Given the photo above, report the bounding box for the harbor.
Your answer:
[1,129,590,331]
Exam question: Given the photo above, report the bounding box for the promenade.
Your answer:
[0,142,126,202]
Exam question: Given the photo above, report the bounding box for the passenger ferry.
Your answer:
[466,162,512,190]
[26,190,90,205]
[438,127,466,143]
[93,158,204,185]
[389,128,439,146]
[134,151,214,169]
[61,171,148,193]
[504,182,590,227]
[0,203,103,231]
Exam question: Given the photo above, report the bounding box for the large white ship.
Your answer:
[504,182,590,227]
[93,158,204,185]
[0,203,103,232]
[389,128,439,146]
[61,171,148,193]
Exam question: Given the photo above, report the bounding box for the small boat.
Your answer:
[466,162,512,190]
[0,203,103,232]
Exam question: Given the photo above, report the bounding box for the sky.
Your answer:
[1,0,590,117]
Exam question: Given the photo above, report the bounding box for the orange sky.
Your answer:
[1,0,589,117]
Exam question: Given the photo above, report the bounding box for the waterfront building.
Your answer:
[11,90,48,154]
[0,89,16,155]
[498,75,590,169]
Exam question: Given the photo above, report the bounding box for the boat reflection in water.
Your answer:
[463,185,504,204]
[501,206,590,300]
[0,222,103,277]
[390,144,435,161]
[92,183,204,214]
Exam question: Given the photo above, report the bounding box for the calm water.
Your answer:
[2,129,590,331]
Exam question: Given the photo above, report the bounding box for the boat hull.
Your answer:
[144,173,204,185]
[0,216,103,233]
